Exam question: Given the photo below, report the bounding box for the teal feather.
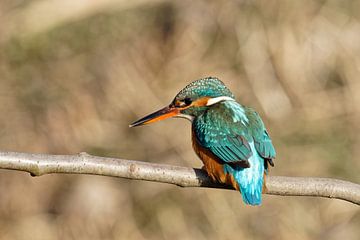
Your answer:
[223,141,264,205]
[193,100,275,205]
[131,77,276,205]
[176,77,235,101]
[248,110,276,160]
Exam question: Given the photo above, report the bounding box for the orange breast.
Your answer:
[191,129,239,190]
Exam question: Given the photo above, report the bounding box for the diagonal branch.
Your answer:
[0,151,359,205]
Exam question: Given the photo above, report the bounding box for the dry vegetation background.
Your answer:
[0,0,359,239]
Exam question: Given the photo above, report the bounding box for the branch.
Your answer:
[0,151,359,205]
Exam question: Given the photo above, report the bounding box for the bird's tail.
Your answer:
[238,168,264,205]
[223,144,265,205]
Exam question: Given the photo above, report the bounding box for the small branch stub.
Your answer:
[0,151,359,205]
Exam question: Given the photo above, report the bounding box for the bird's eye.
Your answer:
[174,98,192,107]
[184,98,192,105]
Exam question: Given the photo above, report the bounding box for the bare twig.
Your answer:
[0,151,359,205]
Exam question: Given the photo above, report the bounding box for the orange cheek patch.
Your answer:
[191,97,211,107]
[173,97,211,112]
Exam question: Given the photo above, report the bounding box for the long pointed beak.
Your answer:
[129,106,179,127]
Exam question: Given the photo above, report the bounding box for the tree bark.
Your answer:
[0,151,359,205]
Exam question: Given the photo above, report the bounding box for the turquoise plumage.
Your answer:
[130,77,276,206]
[193,100,275,205]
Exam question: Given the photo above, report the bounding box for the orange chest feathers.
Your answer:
[191,129,239,190]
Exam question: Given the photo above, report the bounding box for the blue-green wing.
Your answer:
[193,102,252,167]
[254,129,276,159]
[247,109,276,160]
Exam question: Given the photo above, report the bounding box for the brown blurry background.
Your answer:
[0,0,360,239]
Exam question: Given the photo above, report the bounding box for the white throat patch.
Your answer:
[206,96,235,106]
[175,114,194,122]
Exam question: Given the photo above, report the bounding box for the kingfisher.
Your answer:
[129,77,275,205]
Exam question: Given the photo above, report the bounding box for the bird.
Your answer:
[129,77,276,205]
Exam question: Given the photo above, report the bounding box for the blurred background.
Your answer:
[0,0,359,239]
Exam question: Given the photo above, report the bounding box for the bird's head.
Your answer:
[129,77,235,127]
